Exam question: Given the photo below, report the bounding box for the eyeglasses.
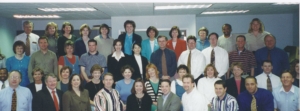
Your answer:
[10,76,20,80]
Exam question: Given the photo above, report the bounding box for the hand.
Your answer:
[86,79,91,83]
[123,105,126,111]
[162,76,170,80]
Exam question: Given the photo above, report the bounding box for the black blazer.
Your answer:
[32,88,63,111]
[117,33,142,53]
[225,77,246,98]
[128,55,148,81]
[74,37,87,57]
[107,53,130,82]
[27,82,47,96]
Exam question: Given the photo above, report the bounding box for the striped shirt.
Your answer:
[210,93,239,111]
[229,48,256,74]
[145,80,163,102]
[94,88,123,111]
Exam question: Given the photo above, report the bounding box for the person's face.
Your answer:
[178,69,187,79]
[187,39,196,50]
[171,30,179,38]
[47,26,56,35]
[295,63,299,74]
[236,37,246,49]
[103,75,114,88]
[281,72,294,87]
[92,70,102,79]
[15,46,24,55]
[33,71,43,82]
[251,21,260,31]
[245,78,257,95]
[0,70,8,82]
[71,75,81,88]
[100,27,108,35]
[222,25,231,36]
[81,27,89,37]
[61,69,70,79]
[63,25,72,34]
[199,31,207,41]
[133,44,141,54]
[214,84,226,98]
[65,46,74,55]
[232,66,243,77]
[206,67,215,78]
[135,82,144,94]
[88,42,97,52]
[45,76,57,90]
[148,30,156,38]
[158,37,167,49]
[147,68,157,78]
[123,69,132,79]
[8,72,21,87]
[114,42,122,52]
[264,35,275,49]
[262,62,273,74]
[38,39,48,50]
[183,78,194,92]
[125,24,134,34]
[160,82,170,95]
[209,35,218,47]
[23,24,33,34]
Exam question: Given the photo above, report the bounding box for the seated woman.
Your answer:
[127,78,152,111]
[27,67,46,96]
[225,62,246,98]
[116,65,135,105]
[56,66,72,93]
[171,64,189,99]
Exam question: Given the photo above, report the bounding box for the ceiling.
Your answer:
[0,3,298,20]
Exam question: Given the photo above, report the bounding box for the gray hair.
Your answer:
[23,20,33,27]
[44,73,58,83]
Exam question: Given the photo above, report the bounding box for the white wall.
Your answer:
[0,17,18,57]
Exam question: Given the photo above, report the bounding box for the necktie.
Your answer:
[11,89,17,111]
[251,95,257,111]
[52,90,59,111]
[211,48,215,66]
[267,50,271,61]
[25,34,31,56]
[267,75,272,92]
[187,50,191,71]
[161,50,168,76]
[1,83,5,89]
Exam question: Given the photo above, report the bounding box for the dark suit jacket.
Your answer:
[128,55,148,81]
[32,88,63,111]
[157,92,181,111]
[166,39,187,61]
[27,82,47,96]
[117,33,142,53]
[74,37,88,57]
[225,77,246,98]
[107,53,130,82]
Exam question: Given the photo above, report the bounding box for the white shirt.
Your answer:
[112,51,125,61]
[46,87,60,105]
[244,31,270,51]
[0,80,9,91]
[83,38,90,53]
[202,46,229,77]
[217,34,237,53]
[182,87,208,111]
[14,32,40,56]
[197,77,221,103]
[171,79,183,94]
[256,72,282,90]
[150,40,155,52]
[178,48,206,78]
[134,54,143,74]
[35,84,43,92]
[172,42,176,49]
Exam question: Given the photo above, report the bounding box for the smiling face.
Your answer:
[264,35,276,49]
[88,41,97,53]
[158,37,167,49]
[122,69,132,79]
[24,23,33,34]
[160,81,170,95]
[232,66,243,78]
[65,45,74,55]
[63,25,72,34]
[209,34,218,47]
[206,66,215,78]
[81,27,89,37]
[135,82,144,94]
[103,75,114,89]
[183,77,194,93]
[8,71,21,88]
[61,69,70,79]
[92,70,102,80]
[245,78,257,95]
[133,44,141,54]
[251,21,260,32]
[236,37,246,49]
[100,27,108,35]
[262,62,273,74]
[71,75,81,88]
[222,25,231,36]
[281,72,294,88]
[171,29,179,38]
[33,71,43,82]
[45,76,57,90]
[214,84,226,98]
[178,69,187,79]
[114,41,122,52]
[0,69,8,82]
[38,39,48,50]
[15,46,24,55]
[47,26,56,36]
[199,31,207,41]
[147,68,157,78]
[187,39,196,50]
[125,24,134,34]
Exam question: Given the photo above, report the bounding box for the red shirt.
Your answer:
[58,55,76,65]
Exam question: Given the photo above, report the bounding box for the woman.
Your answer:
[116,65,135,105]
[57,66,72,93]
[44,22,59,54]
[166,26,187,61]
[126,78,152,111]
[57,21,77,57]
[74,24,91,57]
[58,40,80,80]
[63,74,91,111]
[291,59,299,87]
[27,67,46,95]
[6,41,30,86]
[107,39,129,82]
[141,26,159,61]
[244,18,270,52]
[144,63,162,111]
[225,62,246,98]
[197,64,221,103]
[85,64,104,111]
[196,27,210,51]
[129,43,148,81]
[94,23,114,61]
[171,64,189,99]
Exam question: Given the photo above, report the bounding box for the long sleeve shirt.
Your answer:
[217,34,237,53]
[150,48,177,78]
[256,72,282,90]
[210,93,239,111]
[197,77,221,103]
[244,31,270,51]
[0,86,32,111]
[182,88,208,111]
[273,85,299,111]
[94,88,123,111]
[14,32,40,56]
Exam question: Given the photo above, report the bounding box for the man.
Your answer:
[182,74,208,111]
[0,71,32,111]
[28,36,58,82]
[218,24,237,53]
[150,35,177,80]
[94,73,123,111]
[157,79,181,111]
[273,71,299,111]
[202,33,229,80]
[210,80,239,111]
[228,35,256,78]
[118,20,142,55]
[196,27,210,51]
[237,76,274,111]
[256,60,281,91]
[14,20,39,56]
[0,68,9,91]
[178,35,206,84]
[32,73,63,111]
[255,34,289,76]
[79,39,106,83]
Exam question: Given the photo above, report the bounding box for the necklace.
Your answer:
[136,97,142,109]
[93,81,101,91]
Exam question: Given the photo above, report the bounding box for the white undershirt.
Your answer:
[84,38,90,52]
[35,83,43,92]
[150,40,155,52]
[172,42,177,49]
[134,55,143,76]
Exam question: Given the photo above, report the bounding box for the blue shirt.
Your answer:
[0,86,32,111]
[124,34,133,55]
[211,93,239,111]
[273,85,299,111]
[237,88,274,111]
[196,38,210,51]
[79,51,107,76]
[150,48,177,78]
[6,56,30,87]
[115,79,135,104]
[255,47,289,76]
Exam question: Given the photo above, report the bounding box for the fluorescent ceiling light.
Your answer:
[155,4,212,10]
[38,8,97,12]
[273,3,299,5]
[201,10,249,14]
[13,15,60,18]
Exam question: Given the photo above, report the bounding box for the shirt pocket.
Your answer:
[19,96,30,110]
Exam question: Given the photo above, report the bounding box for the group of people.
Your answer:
[0,17,298,111]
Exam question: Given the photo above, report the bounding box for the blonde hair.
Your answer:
[145,63,159,80]
[203,64,218,78]
[248,18,265,33]
[44,22,59,39]
[79,24,91,36]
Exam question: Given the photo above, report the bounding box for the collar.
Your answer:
[112,51,125,57]
[280,85,295,93]
[222,34,232,38]
[103,87,113,93]
[217,93,227,101]
[8,85,20,91]
[88,51,99,56]
[163,92,171,99]
[188,48,197,52]
[47,86,57,93]
[262,72,274,77]
[126,33,133,37]
[236,47,246,52]
[100,35,110,39]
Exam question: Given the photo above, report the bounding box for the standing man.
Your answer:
[0,71,33,111]
[196,27,210,51]
[0,68,9,91]
[218,24,237,53]
[255,34,289,76]
[256,60,281,92]
[14,20,40,56]
[118,20,142,55]
[32,73,63,111]
[157,79,181,111]
[202,33,229,80]
[150,35,177,80]
[178,35,206,83]
[28,36,58,82]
